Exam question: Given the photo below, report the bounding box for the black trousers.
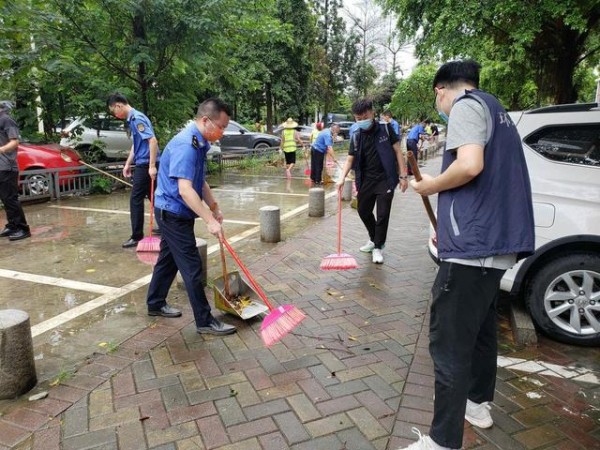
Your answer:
[429,262,505,448]
[310,148,325,183]
[0,170,29,232]
[146,208,212,327]
[356,178,394,249]
[130,165,158,240]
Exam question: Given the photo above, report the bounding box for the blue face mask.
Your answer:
[356,119,373,130]
[438,111,449,123]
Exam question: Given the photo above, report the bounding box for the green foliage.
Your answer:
[378,0,600,106]
[89,176,113,195]
[390,64,438,123]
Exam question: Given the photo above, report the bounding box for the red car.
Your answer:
[17,143,82,196]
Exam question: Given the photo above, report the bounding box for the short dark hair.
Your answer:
[196,97,232,119]
[382,110,393,117]
[106,93,129,108]
[330,122,340,130]
[351,97,374,116]
[432,60,481,90]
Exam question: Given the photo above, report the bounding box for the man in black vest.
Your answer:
[402,60,534,450]
[336,98,408,264]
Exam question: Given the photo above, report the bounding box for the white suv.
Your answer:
[430,103,600,346]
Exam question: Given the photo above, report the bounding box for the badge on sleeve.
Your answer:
[137,123,145,132]
[192,135,200,149]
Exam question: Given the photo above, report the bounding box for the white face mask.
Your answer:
[356,118,373,130]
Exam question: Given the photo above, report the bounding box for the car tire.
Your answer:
[253,142,270,150]
[21,170,50,196]
[78,145,107,164]
[526,252,600,346]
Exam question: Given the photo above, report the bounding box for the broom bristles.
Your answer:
[260,305,305,346]
[320,253,358,271]
[136,236,161,252]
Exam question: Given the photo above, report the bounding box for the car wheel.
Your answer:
[253,142,270,150]
[526,252,600,346]
[78,145,107,164]
[22,171,50,196]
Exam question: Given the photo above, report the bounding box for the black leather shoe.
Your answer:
[8,229,31,241]
[197,318,237,335]
[0,227,15,237]
[147,305,182,318]
[122,238,140,248]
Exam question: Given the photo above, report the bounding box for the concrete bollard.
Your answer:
[308,187,325,217]
[0,310,37,399]
[342,179,353,201]
[260,205,281,243]
[176,238,208,289]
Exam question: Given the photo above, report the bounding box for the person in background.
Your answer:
[401,60,535,450]
[406,119,430,174]
[279,118,304,178]
[381,110,401,138]
[336,98,408,264]
[430,122,440,145]
[0,101,30,241]
[254,120,264,133]
[310,121,323,145]
[310,123,339,185]
[146,97,236,336]
[107,93,160,248]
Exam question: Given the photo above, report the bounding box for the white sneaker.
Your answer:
[372,248,384,264]
[465,399,493,428]
[359,240,375,253]
[396,428,436,449]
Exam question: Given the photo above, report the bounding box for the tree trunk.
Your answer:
[265,83,273,133]
[133,9,149,113]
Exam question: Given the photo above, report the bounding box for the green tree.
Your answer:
[379,0,600,106]
[389,63,437,123]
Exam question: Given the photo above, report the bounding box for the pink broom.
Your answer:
[221,236,305,346]
[136,178,161,253]
[320,194,358,270]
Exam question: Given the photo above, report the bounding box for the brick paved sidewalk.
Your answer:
[1,155,599,450]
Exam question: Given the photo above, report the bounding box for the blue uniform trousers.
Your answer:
[130,164,158,240]
[146,208,212,327]
[429,262,504,448]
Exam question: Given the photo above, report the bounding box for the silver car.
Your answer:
[60,115,131,162]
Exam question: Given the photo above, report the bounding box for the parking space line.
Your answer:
[212,188,309,197]
[31,190,338,338]
[48,205,259,225]
[498,355,599,384]
[0,269,117,294]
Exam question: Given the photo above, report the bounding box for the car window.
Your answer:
[226,123,240,132]
[525,124,600,167]
[83,118,101,129]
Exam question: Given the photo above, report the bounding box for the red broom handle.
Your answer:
[221,237,275,311]
[337,194,342,254]
[149,177,155,235]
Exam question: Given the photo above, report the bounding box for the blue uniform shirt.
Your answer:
[127,108,159,165]
[154,122,209,219]
[312,128,334,153]
[407,124,425,141]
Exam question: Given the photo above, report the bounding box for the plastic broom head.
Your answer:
[319,253,358,270]
[260,305,306,346]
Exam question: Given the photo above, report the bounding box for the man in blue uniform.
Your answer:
[145,98,236,336]
[406,119,429,175]
[310,123,340,185]
[381,110,401,138]
[107,93,160,248]
[403,60,534,450]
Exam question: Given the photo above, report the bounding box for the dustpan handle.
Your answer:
[221,237,275,311]
[218,238,231,300]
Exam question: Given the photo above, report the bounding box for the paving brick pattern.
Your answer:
[2,154,599,449]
